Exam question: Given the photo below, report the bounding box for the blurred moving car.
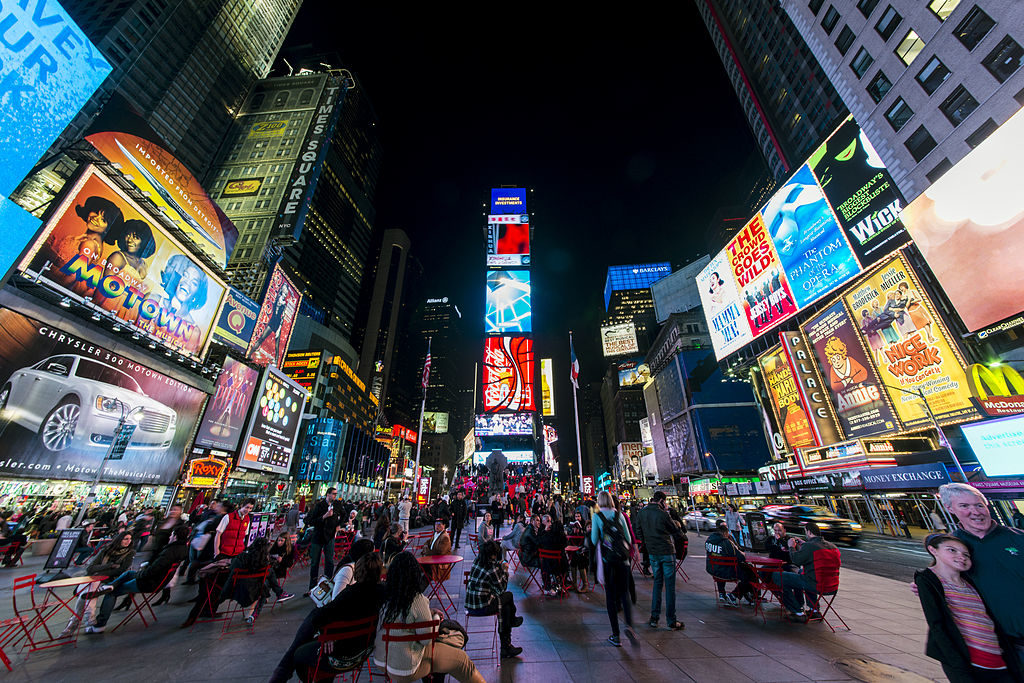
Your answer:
[761,504,862,546]
[683,508,721,532]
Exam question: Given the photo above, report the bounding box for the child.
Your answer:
[914,534,1020,682]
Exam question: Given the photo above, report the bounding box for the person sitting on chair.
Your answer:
[780,522,839,621]
[466,541,523,659]
[420,518,452,582]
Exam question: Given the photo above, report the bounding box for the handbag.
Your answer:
[437,618,467,649]
[309,575,334,608]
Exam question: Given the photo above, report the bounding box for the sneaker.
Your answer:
[742,595,756,607]
[244,615,255,626]
[669,620,685,630]
[84,625,105,634]
[500,644,523,658]
[723,594,739,607]
[806,609,822,621]
[607,634,621,647]
[786,610,806,622]
[648,617,659,628]
[277,592,295,603]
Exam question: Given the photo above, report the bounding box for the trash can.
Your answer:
[744,512,768,552]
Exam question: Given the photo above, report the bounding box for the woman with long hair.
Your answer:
[224,536,272,625]
[267,531,296,603]
[59,530,135,637]
[372,513,391,550]
[477,512,496,548]
[372,552,485,683]
[331,538,374,600]
[381,523,407,567]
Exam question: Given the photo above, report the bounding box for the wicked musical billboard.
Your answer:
[19,166,227,360]
[802,300,898,439]
[0,307,206,484]
[841,254,981,430]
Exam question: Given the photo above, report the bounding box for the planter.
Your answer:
[30,538,57,556]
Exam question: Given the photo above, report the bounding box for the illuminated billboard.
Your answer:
[616,358,650,387]
[901,108,1024,333]
[757,346,815,451]
[601,322,639,357]
[486,214,530,267]
[841,254,981,430]
[0,308,206,485]
[483,336,535,412]
[247,265,302,368]
[473,450,534,465]
[0,4,111,198]
[281,350,323,389]
[19,166,227,360]
[424,412,449,434]
[696,251,755,360]
[961,414,1024,477]
[485,270,531,334]
[727,214,800,337]
[194,357,260,452]
[475,413,534,436]
[212,288,260,353]
[238,365,307,475]
[540,358,555,417]
[490,188,527,214]
[86,132,238,267]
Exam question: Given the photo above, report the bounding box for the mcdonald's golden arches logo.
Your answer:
[968,363,1024,416]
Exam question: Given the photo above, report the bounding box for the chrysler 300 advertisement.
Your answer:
[0,308,207,484]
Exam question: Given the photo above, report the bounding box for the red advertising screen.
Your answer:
[483,336,535,412]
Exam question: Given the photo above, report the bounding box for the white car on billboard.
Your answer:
[0,355,177,453]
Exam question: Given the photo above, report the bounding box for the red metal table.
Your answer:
[24,575,108,651]
[417,555,462,618]
[745,556,785,621]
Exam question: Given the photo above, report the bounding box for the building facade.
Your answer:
[781,0,1024,200]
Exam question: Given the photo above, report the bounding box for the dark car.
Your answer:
[760,504,862,546]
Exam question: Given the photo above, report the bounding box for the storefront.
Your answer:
[0,479,127,512]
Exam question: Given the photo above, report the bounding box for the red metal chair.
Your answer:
[0,617,24,671]
[11,574,70,653]
[675,536,690,582]
[466,533,478,556]
[334,532,355,563]
[749,563,783,623]
[111,561,182,632]
[537,548,570,598]
[219,567,271,636]
[516,550,542,592]
[808,548,849,632]
[0,542,25,567]
[462,571,498,662]
[380,618,440,682]
[630,541,646,575]
[308,615,378,683]
[708,556,741,608]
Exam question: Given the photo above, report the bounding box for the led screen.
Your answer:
[616,358,650,387]
[194,357,259,452]
[901,109,1024,333]
[424,411,449,433]
[483,336,535,412]
[238,366,307,475]
[473,450,534,465]
[475,413,534,436]
[0,307,206,485]
[19,166,227,360]
[961,414,1024,477]
[490,188,527,214]
[540,358,555,417]
[247,265,302,368]
[727,214,800,338]
[86,132,238,267]
[487,214,530,267]
[601,322,639,357]
[485,270,531,334]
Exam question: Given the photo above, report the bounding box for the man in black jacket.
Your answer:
[780,522,838,619]
[451,489,469,550]
[306,487,343,593]
[636,492,685,630]
[705,519,754,606]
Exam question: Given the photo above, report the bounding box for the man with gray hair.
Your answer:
[939,482,1024,667]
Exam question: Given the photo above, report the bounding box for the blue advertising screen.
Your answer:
[0,199,41,288]
[759,164,861,309]
[0,2,111,197]
[490,188,527,214]
[485,270,532,334]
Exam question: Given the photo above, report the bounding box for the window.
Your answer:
[954,6,995,50]
[895,30,925,65]
[821,6,840,35]
[250,92,265,110]
[857,0,879,17]
[928,0,960,21]
[850,48,875,78]
[273,91,290,107]
[835,26,856,55]
[874,6,901,40]
[916,56,951,94]
[905,125,937,161]
[965,118,998,148]
[983,36,1024,83]
[299,89,315,105]
[866,71,893,102]
[809,0,825,15]
[885,98,914,131]
[926,159,953,183]
[939,85,979,126]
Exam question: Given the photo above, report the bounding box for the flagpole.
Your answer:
[413,337,431,503]
[570,331,584,494]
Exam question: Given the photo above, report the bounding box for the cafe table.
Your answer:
[417,554,462,618]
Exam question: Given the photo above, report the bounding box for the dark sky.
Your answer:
[284,4,767,459]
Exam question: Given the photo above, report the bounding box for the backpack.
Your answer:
[597,511,629,564]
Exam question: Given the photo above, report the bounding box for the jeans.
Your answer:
[649,554,676,623]
[603,560,632,637]
[267,571,285,597]
[94,571,141,627]
[780,571,817,613]
[308,542,334,590]
[72,545,93,565]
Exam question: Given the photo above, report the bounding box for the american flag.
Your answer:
[570,334,580,389]
[421,340,432,394]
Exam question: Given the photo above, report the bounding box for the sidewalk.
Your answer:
[0,533,947,682]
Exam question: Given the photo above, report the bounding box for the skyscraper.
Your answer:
[695,0,848,180]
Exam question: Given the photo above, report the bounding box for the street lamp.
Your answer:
[882,383,969,482]
[705,451,723,497]
[567,461,574,493]
[75,404,145,525]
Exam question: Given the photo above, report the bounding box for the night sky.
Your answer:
[284,4,768,461]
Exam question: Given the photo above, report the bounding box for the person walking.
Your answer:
[213,499,254,560]
[450,489,469,550]
[591,490,635,647]
[306,488,342,594]
[285,504,300,537]
[635,491,685,630]
[725,504,743,547]
[398,496,412,533]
